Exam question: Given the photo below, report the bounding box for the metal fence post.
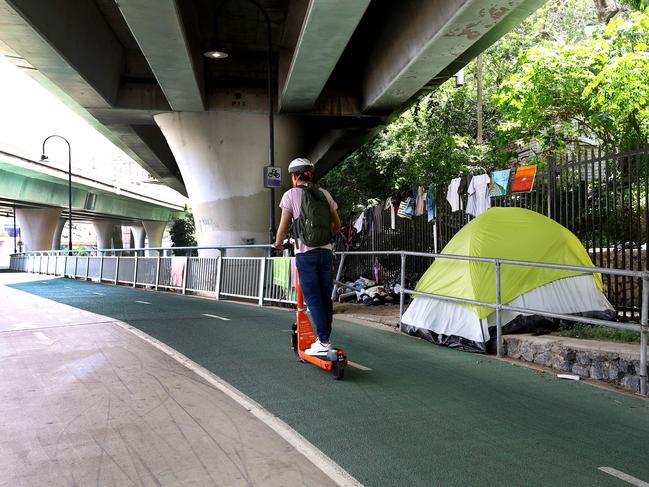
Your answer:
[63,253,67,277]
[331,253,347,300]
[214,256,222,300]
[547,154,556,219]
[99,252,104,282]
[399,252,406,326]
[155,254,161,291]
[73,255,78,279]
[495,259,503,358]
[640,274,648,396]
[133,251,139,287]
[85,255,90,280]
[182,256,189,294]
[114,254,120,285]
[258,257,266,306]
[45,253,50,275]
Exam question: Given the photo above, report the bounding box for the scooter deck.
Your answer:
[297,351,333,370]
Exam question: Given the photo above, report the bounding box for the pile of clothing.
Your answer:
[336,277,395,306]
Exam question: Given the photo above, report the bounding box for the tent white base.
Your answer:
[401,275,615,352]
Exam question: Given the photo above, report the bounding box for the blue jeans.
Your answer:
[296,248,333,343]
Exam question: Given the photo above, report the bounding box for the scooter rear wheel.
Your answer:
[331,361,345,380]
[290,323,301,361]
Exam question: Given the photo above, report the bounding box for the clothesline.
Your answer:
[350,164,538,234]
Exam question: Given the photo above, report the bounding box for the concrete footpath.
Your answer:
[4,272,649,486]
[0,271,337,487]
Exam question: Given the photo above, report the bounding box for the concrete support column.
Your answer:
[154,110,303,256]
[142,220,166,256]
[51,219,66,250]
[15,207,62,252]
[131,224,146,250]
[93,221,115,251]
[111,224,123,250]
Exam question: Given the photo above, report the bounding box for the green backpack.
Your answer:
[294,183,333,247]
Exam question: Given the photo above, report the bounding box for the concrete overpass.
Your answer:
[0,150,184,251]
[0,0,544,248]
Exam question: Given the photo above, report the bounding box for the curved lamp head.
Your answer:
[203,48,228,59]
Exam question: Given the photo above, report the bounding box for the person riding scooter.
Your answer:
[273,158,341,355]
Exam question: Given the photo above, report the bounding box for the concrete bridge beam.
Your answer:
[15,207,62,252]
[142,220,167,256]
[93,221,115,250]
[51,219,66,251]
[131,224,146,249]
[111,225,123,250]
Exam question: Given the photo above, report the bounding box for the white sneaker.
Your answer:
[305,339,331,356]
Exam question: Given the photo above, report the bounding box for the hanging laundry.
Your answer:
[415,186,425,216]
[353,211,365,233]
[446,177,462,212]
[170,257,186,287]
[364,207,374,233]
[373,257,382,284]
[272,257,291,290]
[511,165,537,192]
[466,173,491,217]
[405,196,416,218]
[397,198,413,219]
[427,184,437,222]
[385,197,397,229]
[289,257,297,288]
[458,175,472,210]
[489,169,510,197]
[373,204,383,229]
[457,175,471,196]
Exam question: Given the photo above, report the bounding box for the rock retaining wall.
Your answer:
[503,334,645,393]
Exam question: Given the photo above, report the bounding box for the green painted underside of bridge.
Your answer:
[0,157,182,222]
[11,277,649,487]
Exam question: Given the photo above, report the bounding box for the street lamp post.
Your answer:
[12,203,17,254]
[41,135,72,251]
[204,0,276,243]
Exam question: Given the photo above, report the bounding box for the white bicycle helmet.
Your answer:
[288,157,314,174]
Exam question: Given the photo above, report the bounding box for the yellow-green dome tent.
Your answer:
[401,208,614,352]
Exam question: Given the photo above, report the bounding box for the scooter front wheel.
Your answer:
[331,361,345,380]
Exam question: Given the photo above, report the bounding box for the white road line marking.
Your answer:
[34,332,54,345]
[599,467,649,486]
[92,292,104,296]
[115,322,362,487]
[348,361,372,371]
[135,300,151,305]
[203,313,231,321]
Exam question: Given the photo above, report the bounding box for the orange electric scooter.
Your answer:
[290,271,348,380]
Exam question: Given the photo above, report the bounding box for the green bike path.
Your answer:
[11,278,649,487]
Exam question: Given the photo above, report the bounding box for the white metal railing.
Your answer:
[332,250,648,396]
[9,245,297,306]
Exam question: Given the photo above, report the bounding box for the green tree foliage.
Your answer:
[619,0,649,10]
[323,0,647,217]
[169,211,197,255]
[495,12,649,149]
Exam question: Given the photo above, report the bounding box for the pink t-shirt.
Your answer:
[279,185,338,254]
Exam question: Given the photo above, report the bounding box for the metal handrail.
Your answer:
[10,244,274,256]
[333,250,648,396]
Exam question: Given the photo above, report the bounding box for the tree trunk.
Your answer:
[593,0,621,23]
